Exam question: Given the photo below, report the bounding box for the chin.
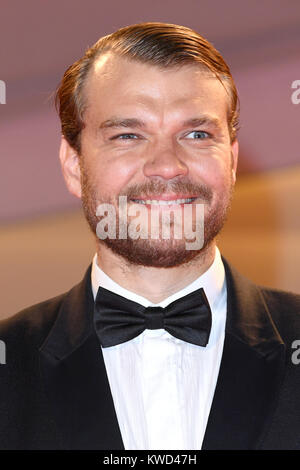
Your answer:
[99,237,208,268]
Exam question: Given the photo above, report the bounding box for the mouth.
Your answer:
[130,196,198,206]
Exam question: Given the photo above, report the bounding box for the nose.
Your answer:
[143,143,188,181]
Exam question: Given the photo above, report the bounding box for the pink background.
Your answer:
[1,0,299,317]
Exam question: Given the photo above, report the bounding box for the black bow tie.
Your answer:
[94,286,212,348]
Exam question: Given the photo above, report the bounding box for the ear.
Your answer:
[230,139,239,185]
[59,136,82,199]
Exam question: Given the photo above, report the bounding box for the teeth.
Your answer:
[132,198,196,205]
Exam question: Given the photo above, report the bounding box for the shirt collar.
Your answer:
[91,246,226,313]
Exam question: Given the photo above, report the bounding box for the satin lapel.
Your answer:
[202,260,286,450]
[39,266,124,450]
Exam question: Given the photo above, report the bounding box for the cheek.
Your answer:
[91,161,134,198]
[82,150,141,198]
[81,129,142,195]
[190,151,232,190]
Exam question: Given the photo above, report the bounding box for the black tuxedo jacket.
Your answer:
[0,260,300,450]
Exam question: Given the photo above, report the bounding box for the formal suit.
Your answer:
[0,259,300,450]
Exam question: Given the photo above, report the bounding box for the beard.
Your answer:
[80,164,234,268]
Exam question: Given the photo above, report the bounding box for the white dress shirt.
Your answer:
[91,247,227,450]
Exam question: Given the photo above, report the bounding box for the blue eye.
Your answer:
[113,133,138,140]
[186,131,210,139]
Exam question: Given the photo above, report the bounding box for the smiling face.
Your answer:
[60,52,238,267]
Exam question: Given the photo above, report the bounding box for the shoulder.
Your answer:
[0,292,67,352]
[260,285,300,310]
[223,257,300,343]
[0,265,92,362]
[259,285,300,342]
[223,256,300,316]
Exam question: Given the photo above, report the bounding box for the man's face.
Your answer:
[62,53,238,267]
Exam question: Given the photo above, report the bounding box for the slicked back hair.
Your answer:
[55,22,239,153]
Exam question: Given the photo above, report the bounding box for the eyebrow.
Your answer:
[182,116,222,129]
[98,115,222,131]
[99,118,146,130]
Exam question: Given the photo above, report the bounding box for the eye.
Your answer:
[111,133,139,140]
[185,131,210,140]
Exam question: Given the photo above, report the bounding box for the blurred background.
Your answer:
[1,0,299,319]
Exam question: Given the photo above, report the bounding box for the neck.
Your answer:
[95,242,216,304]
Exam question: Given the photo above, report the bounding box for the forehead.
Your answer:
[83,53,230,124]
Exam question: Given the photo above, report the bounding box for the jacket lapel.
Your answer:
[39,259,286,450]
[39,266,124,450]
[202,260,286,449]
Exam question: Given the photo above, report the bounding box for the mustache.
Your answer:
[120,180,213,202]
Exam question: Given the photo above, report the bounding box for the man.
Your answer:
[0,22,299,450]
